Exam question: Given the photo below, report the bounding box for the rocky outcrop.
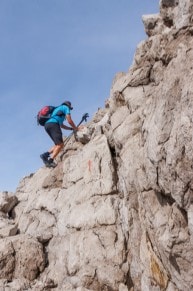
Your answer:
[1,0,193,290]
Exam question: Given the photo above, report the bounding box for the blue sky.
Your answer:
[0,0,159,192]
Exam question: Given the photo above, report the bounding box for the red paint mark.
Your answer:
[88,160,92,172]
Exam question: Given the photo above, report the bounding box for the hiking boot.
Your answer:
[40,152,50,166]
[46,158,57,168]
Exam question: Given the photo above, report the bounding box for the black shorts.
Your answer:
[44,122,63,145]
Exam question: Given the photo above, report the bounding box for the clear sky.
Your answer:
[0,0,159,192]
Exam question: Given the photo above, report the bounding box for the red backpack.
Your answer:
[37,106,56,126]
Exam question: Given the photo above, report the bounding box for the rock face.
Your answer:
[1,0,193,290]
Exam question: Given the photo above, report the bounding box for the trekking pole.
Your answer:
[77,113,89,127]
[63,113,89,147]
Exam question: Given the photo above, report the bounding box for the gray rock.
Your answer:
[0,192,18,214]
[2,1,193,290]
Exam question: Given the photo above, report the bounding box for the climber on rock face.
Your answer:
[40,101,82,168]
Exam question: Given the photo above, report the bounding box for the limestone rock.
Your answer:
[142,14,164,36]
[0,235,45,281]
[75,126,92,144]
[0,216,18,237]
[0,191,18,213]
[2,0,193,290]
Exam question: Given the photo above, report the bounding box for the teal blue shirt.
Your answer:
[46,105,71,125]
